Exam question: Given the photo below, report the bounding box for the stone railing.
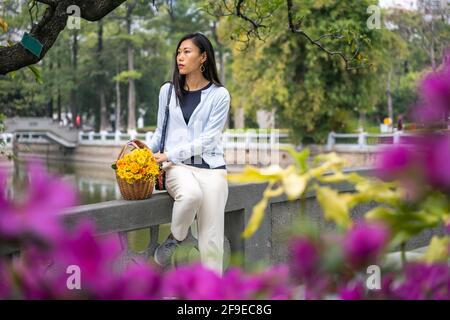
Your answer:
[326,131,419,152]
[1,169,444,271]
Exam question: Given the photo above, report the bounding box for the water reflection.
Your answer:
[5,158,123,205]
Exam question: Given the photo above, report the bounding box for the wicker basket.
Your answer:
[115,139,155,200]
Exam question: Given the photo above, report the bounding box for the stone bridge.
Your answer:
[4,117,78,148]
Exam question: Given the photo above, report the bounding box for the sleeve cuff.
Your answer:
[166,149,181,164]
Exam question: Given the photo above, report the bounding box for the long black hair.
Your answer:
[171,33,223,106]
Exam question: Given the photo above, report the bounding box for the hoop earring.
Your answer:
[200,64,205,73]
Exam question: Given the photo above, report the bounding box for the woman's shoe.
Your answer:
[154,235,180,267]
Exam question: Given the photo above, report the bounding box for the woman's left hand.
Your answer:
[154,152,168,163]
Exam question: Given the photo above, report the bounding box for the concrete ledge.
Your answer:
[1,169,444,269]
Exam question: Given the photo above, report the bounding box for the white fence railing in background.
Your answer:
[78,131,153,146]
[11,129,420,153]
[77,130,292,150]
[222,131,291,150]
[326,131,414,152]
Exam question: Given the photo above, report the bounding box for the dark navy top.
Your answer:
[180,81,226,170]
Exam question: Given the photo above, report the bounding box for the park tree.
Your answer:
[385,1,450,71]
[374,2,449,125]
[215,0,405,142]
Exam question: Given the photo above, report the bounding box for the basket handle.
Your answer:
[117,139,150,160]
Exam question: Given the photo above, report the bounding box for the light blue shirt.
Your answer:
[148,82,231,168]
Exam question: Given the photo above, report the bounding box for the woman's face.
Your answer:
[176,39,206,75]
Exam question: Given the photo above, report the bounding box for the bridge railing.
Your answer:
[326,131,418,152]
[78,130,292,150]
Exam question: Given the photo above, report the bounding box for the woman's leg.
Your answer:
[164,164,203,241]
[191,168,229,275]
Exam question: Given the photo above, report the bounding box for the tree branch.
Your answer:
[204,0,370,70]
[0,0,126,75]
[286,0,366,70]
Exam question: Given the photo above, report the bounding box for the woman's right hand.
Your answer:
[154,152,168,164]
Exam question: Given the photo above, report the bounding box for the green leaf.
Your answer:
[242,197,268,239]
[316,186,352,229]
[8,71,16,79]
[282,171,308,200]
[227,164,287,184]
[241,182,284,239]
[421,236,450,264]
[27,64,43,84]
[113,70,142,82]
[280,145,309,173]
[0,18,8,33]
[365,207,397,223]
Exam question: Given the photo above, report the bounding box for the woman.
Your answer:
[148,33,230,276]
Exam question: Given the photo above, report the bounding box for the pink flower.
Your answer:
[160,263,292,300]
[393,263,450,300]
[343,222,389,268]
[0,161,78,244]
[219,267,259,299]
[243,265,292,299]
[303,276,330,300]
[289,237,319,280]
[48,220,124,297]
[376,145,414,181]
[413,59,450,125]
[422,134,450,192]
[12,220,125,299]
[376,133,450,194]
[161,263,223,299]
[102,261,162,299]
[338,281,365,300]
[420,73,450,114]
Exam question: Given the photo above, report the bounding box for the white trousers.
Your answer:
[163,162,228,275]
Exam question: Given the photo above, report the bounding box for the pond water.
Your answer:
[2,158,132,205]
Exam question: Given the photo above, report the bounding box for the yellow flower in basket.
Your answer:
[112,140,160,200]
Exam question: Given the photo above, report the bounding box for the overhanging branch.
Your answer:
[0,0,126,75]
[204,0,371,70]
[286,0,368,70]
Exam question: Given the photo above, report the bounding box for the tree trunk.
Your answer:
[115,79,121,133]
[211,20,230,128]
[57,53,62,122]
[127,47,136,133]
[430,16,436,71]
[386,68,393,127]
[48,98,54,119]
[358,112,366,132]
[126,5,136,134]
[98,20,109,132]
[47,60,54,118]
[234,108,245,129]
[57,88,61,122]
[69,30,78,127]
